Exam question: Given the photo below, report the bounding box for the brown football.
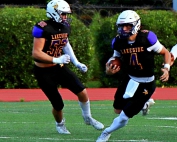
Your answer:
[108,57,122,68]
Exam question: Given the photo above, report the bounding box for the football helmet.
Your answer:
[116,10,141,38]
[46,0,71,23]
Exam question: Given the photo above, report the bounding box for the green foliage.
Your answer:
[67,14,93,84]
[87,13,102,82]
[89,13,123,87]
[0,7,46,88]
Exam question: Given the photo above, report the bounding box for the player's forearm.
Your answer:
[32,50,53,63]
[63,42,79,65]
[163,48,171,71]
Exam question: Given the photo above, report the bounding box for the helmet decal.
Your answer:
[53,4,58,9]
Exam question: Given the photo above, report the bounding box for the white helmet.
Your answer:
[46,0,71,23]
[116,10,141,38]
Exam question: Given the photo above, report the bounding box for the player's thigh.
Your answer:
[59,66,85,94]
[113,75,130,110]
[124,80,156,118]
[34,65,64,110]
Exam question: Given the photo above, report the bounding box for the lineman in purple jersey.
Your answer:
[96,10,171,142]
[32,0,104,135]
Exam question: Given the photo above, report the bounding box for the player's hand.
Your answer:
[53,54,70,64]
[38,21,47,27]
[105,62,120,75]
[76,62,88,73]
[160,68,169,82]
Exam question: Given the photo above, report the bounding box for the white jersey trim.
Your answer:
[129,75,154,83]
[147,40,163,53]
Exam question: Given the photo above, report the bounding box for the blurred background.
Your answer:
[0,0,177,89]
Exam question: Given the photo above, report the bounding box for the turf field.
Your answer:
[0,100,177,142]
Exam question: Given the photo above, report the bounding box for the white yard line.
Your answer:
[147,117,177,120]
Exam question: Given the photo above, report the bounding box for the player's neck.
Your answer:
[128,34,137,41]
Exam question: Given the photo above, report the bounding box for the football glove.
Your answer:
[76,62,88,73]
[53,54,70,64]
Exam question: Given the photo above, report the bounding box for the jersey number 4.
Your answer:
[130,53,143,70]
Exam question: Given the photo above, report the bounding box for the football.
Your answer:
[108,57,122,68]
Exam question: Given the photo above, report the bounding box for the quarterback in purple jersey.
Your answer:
[96,10,171,142]
[32,0,104,135]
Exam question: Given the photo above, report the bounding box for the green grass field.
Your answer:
[0,100,177,142]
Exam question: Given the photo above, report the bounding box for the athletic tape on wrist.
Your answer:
[164,63,170,71]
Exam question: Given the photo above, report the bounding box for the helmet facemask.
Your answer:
[60,13,72,27]
[117,19,141,38]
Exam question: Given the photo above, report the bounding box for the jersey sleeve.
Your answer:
[111,38,116,49]
[147,31,163,53]
[147,31,157,45]
[111,37,121,57]
[32,25,44,38]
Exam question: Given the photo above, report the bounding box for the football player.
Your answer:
[32,0,104,135]
[96,10,171,142]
